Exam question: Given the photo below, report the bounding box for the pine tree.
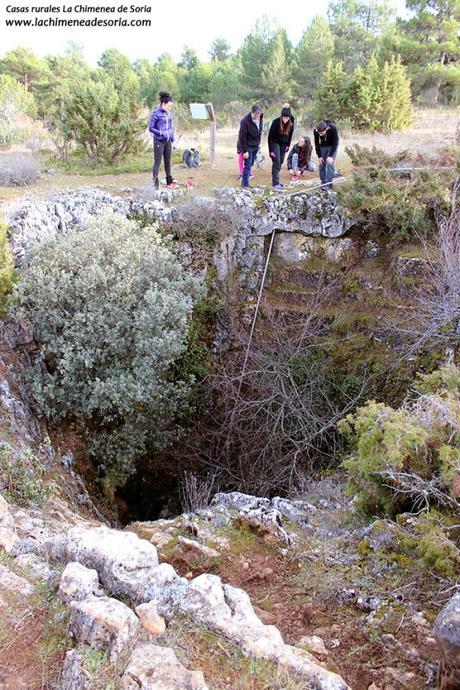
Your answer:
[209,38,232,62]
[293,17,335,100]
[239,16,278,100]
[209,58,244,106]
[139,54,179,108]
[260,31,294,104]
[178,47,199,71]
[382,0,460,103]
[179,63,213,103]
[328,0,395,71]
[0,47,49,93]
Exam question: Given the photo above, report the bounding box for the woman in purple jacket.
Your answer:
[148,91,177,190]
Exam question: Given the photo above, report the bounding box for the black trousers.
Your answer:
[271,142,286,186]
[152,140,172,183]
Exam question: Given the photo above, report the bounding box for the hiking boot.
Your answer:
[166,182,179,189]
[273,184,284,191]
[153,178,159,190]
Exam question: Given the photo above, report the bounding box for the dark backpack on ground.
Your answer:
[182,148,200,168]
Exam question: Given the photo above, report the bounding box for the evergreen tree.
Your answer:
[314,54,413,131]
[98,49,133,77]
[0,47,49,93]
[139,54,179,108]
[209,38,232,62]
[62,69,145,163]
[328,0,395,71]
[0,74,37,149]
[260,31,294,104]
[278,27,294,66]
[179,63,213,103]
[379,56,413,131]
[393,0,460,103]
[292,16,335,100]
[239,16,278,100]
[314,60,348,121]
[178,46,199,71]
[209,58,244,106]
[343,54,381,130]
[0,74,36,119]
[39,45,91,158]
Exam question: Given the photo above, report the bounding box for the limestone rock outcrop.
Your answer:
[135,600,166,636]
[120,643,208,690]
[59,561,103,602]
[69,596,139,660]
[434,593,460,690]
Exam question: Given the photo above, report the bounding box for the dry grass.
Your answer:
[160,615,307,690]
[340,107,458,159]
[0,108,457,206]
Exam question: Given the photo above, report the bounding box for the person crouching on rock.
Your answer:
[149,91,178,191]
[287,135,316,179]
[237,104,263,189]
[313,119,339,188]
[268,107,294,191]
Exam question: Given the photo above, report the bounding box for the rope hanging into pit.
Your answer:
[237,163,456,389]
[237,176,342,394]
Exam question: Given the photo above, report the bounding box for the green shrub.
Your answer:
[61,70,146,163]
[16,211,203,483]
[398,511,460,577]
[338,145,453,241]
[0,218,14,315]
[340,363,460,516]
[0,74,36,150]
[0,443,48,508]
[315,56,412,132]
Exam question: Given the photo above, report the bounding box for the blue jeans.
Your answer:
[319,146,337,185]
[242,146,258,187]
[291,153,316,173]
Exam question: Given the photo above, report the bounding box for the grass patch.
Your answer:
[41,151,154,176]
[161,614,307,690]
[41,146,202,176]
[0,577,73,690]
[0,443,51,509]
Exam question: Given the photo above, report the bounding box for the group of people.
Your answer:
[148,91,339,192]
[237,103,339,190]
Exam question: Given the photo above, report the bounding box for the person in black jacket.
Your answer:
[313,120,339,187]
[237,104,263,188]
[268,107,294,190]
[287,136,316,178]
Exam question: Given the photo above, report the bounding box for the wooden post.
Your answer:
[206,103,216,168]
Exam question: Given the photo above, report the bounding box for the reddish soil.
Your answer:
[162,530,439,690]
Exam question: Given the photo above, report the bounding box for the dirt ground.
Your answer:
[0,108,457,207]
[160,492,441,690]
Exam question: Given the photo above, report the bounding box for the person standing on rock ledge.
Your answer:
[314,120,339,188]
[237,104,263,189]
[149,91,178,191]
